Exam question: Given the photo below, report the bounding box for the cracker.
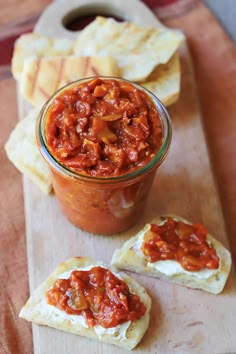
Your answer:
[20,55,120,107]
[111,215,232,294]
[74,16,185,81]
[19,257,151,350]
[11,33,74,79]
[139,53,181,106]
[5,108,52,194]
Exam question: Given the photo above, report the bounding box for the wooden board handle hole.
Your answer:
[62,4,125,32]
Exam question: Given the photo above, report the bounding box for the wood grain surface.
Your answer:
[18,1,236,353]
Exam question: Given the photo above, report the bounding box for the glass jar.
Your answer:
[36,77,172,235]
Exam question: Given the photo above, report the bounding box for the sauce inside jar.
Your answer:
[141,217,219,271]
[38,77,171,234]
[46,266,146,328]
[45,77,163,177]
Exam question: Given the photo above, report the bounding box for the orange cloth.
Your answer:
[0,79,32,353]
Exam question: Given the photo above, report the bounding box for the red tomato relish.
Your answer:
[141,217,219,271]
[46,266,146,328]
[45,78,163,177]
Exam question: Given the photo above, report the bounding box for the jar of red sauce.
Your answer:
[36,77,172,235]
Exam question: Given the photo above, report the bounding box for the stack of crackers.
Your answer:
[5,16,185,193]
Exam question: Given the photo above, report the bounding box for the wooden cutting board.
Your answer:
[18,0,236,353]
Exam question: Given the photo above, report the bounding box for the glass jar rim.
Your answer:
[36,76,172,184]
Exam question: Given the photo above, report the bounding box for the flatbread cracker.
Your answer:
[73,16,185,81]
[20,55,120,107]
[19,257,151,350]
[4,108,52,194]
[111,215,232,294]
[139,53,180,106]
[11,33,74,79]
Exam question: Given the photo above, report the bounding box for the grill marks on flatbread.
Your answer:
[74,16,185,82]
[11,33,74,79]
[20,56,120,107]
[54,57,66,91]
[4,108,52,194]
[27,59,41,100]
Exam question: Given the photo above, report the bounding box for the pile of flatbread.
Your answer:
[6,16,185,193]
